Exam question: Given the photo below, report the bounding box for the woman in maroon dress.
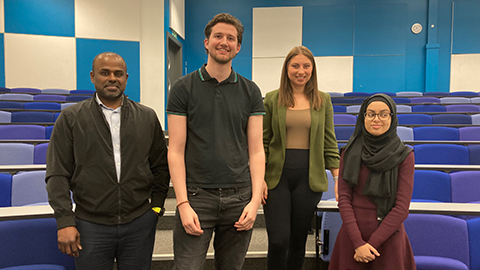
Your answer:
[328,94,416,270]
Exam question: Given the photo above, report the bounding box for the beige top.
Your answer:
[285,108,311,149]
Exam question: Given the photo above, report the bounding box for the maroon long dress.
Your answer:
[328,152,416,270]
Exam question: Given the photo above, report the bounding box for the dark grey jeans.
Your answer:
[173,186,253,270]
[75,209,158,270]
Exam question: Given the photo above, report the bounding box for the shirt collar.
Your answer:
[95,93,123,111]
[198,63,238,83]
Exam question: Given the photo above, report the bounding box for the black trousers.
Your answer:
[264,149,323,270]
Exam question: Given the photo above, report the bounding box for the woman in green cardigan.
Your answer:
[262,46,340,270]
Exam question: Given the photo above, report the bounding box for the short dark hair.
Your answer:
[204,13,244,45]
[92,52,127,73]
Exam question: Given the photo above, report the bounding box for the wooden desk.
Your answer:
[0,164,46,173]
[317,200,480,216]
[335,123,474,128]
[415,164,480,172]
[335,111,480,116]
[0,140,49,144]
[336,140,480,146]
[0,205,54,221]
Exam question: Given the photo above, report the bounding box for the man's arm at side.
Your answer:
[47,176,82,257]
[167,114,203,236]
[45,111,81,256]
[235,115,265,231]
[149,113,170,209]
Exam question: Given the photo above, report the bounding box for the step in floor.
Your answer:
[152,227,317,260]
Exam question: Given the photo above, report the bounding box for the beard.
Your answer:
[209,50,238,65]
[96,86,124,101]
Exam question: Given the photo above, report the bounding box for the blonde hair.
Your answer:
[278,46,323,110]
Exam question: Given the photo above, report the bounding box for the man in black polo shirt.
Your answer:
[167,13,265,269]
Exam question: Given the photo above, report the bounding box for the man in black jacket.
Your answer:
[46,52,169,270]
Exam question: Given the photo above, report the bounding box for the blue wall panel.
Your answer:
[437,0,455,93]
[425,44,440,92]
[184,1,253,78]
[76,39,141,102]
[0,34,4,87]
[354,4,407,56]
[353,55,406,93]
[405,0,428,92]
[303,5,354,56]
[5,0,75,37]
[452,0,480,54]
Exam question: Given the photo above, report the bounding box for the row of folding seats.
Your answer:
[415,144,480,165]
[333,133,480,165]
[5,123,473,142]
[334,104,480,113]
[2,94,67,102]
[0,87,95,95]
[335,126,480,141]
[2,129,476,165]
[336,113,480,125]
[0,171,47,207]
[413,170,480,205]
[0,125,53,140]
[328,91,480,97]
[2,119,478,142]
[0,143,48,165]
[398,114,478,125]
[335,113,480,125]
[396,126,480,141]
[0,111,60,123]
[332,96,480,104]
[0,93,91,102]
[0,101,72,110]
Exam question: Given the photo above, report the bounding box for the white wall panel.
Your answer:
[315,56,353,93]
[75,0,140,41]
[450,54,480,92]
[253,7,302,58]
[140,0,165,125]
[252,57,285,96]
[0,0,4,33]
[169,0,185,38]
[4,34,76,89]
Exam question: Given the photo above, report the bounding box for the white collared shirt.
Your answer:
[96,94,122,182]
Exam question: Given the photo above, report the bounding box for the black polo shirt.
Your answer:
[167,64,265,188]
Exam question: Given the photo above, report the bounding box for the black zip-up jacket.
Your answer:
[46,96,169,229]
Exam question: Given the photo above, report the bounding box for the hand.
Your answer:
[354,243,380,263]
[234,201,259,231]
[335,180,339,202]
[261,181,268,206]
[178,203,203,236]
[57,226,82,257]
